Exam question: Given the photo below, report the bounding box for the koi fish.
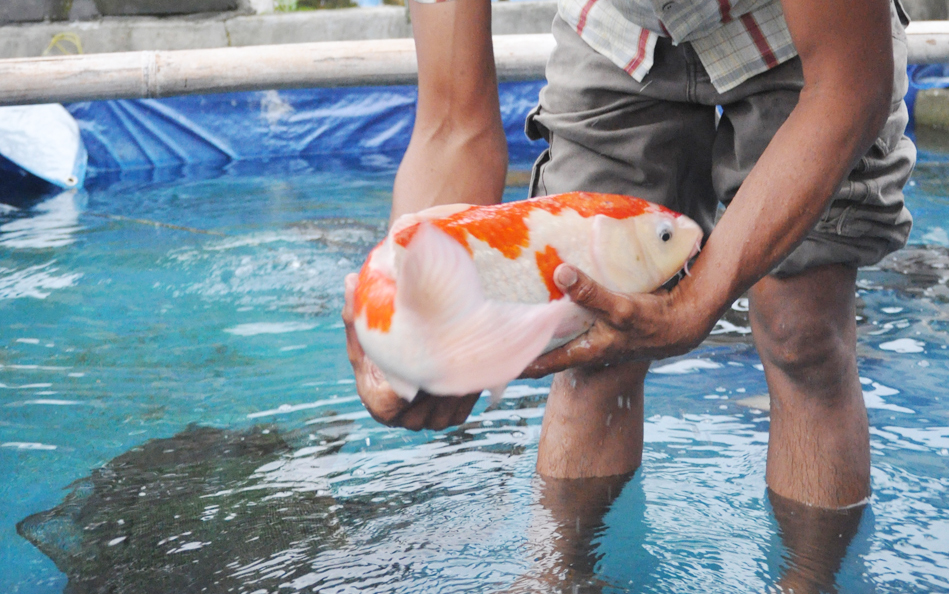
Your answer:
[352,192,703,402]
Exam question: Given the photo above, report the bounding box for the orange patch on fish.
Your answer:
[394,192,667,260]
[535,245,565,300]
[354,264,396,332]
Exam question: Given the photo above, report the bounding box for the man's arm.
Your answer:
[343,0,505,429]
[392,0,507,221]
[526,0,894,374]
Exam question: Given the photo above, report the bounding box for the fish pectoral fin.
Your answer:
[421,298,574,397]
[395,222,570,397]
[591,214,632,293]
[396,222,484,327]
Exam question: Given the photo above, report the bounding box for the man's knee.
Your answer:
[752,310,851,379]
[748,265,858,386]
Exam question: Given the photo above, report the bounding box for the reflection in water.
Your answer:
[768,489,867,594]
[0,260,82,299]
[510,478,869,594]
[512,473,651,593]
[0,190,84,249]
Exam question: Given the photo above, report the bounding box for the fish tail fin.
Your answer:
[487,385,508,408]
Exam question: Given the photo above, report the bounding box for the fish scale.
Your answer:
[469,238,551,304]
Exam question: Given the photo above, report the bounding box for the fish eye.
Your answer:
[657,222,673,243]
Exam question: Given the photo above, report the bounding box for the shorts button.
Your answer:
[662,2,674,11]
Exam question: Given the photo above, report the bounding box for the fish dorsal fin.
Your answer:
[390,203,474,236]
[413,203,475,221]
[396,223,572,397]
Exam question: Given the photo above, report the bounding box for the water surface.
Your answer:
[1,153,948,593]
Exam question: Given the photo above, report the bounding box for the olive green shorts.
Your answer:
[526,6,915,277]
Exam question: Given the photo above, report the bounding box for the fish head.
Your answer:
[590,209,703,294]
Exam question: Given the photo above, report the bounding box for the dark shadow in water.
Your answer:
[17,424,351,594]
[16,425,880,594]
[766,489,871,594]
[19,421,536,593]
[710,244,949,344]
[0,154,65,209]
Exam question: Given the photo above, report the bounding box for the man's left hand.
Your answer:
[521,264,717,378]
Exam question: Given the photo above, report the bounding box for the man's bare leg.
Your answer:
[508,473,634,593]
[749,264,870,508]
[768,488,865,593]
[537,360,649,478]
[520,362,646,591]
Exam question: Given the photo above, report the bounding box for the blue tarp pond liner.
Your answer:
[0,69,944,196]
[907,63,949,121]
[64,81,547,176]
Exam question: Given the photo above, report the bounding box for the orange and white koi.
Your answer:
[352,192,703,402]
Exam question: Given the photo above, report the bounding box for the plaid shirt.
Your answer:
[414,0,797,93]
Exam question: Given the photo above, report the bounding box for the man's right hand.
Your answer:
[342,273,480,431]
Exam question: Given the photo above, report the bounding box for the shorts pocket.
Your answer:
[529,146,551,198]
[524,104,548,143]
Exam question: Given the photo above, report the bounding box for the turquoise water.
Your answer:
[1,152,948,593]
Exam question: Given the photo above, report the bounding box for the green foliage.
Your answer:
[275,0,361,10]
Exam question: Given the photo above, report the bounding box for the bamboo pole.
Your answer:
[0,23,947,107]
[906,21,949,65]
[0,35,553,106]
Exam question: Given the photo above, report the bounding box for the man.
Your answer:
[342,0,914,511]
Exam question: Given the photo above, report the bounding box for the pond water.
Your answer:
[1,148,948,594]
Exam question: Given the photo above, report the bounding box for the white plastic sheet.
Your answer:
[0,104,87,189]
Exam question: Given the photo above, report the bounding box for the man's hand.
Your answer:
[342,273,480,431]
[522,264,717,378]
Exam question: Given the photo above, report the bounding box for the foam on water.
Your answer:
[1,157,948,593]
